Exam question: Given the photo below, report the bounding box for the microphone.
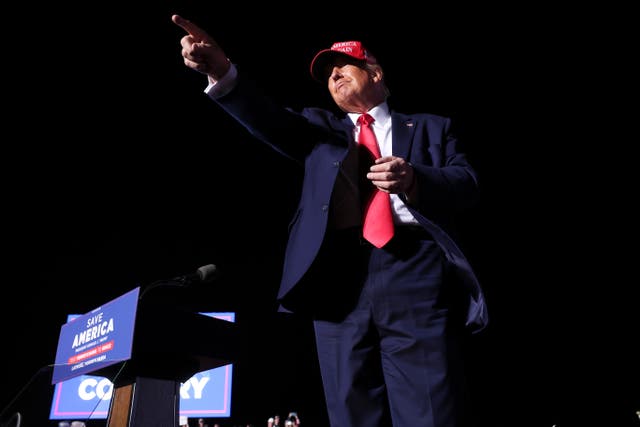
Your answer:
[139,264,218,299]
[171,263,218,285]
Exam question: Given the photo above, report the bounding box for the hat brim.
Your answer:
[309,50,365,82]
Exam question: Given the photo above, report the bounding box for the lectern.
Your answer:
[52,287,240,427]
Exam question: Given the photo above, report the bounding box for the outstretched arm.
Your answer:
[171,14,231,82]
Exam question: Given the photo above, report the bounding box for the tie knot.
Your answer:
[358,113,374,126]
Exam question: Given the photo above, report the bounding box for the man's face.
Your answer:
[325,57,375,113]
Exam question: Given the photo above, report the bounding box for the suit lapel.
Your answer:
[391,112,415,159]
[337,115,356,146]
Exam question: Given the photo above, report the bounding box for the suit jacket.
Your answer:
[215,75,488,333]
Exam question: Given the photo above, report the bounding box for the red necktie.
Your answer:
[357,113,394,248]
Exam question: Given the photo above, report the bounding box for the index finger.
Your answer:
[171,14,210,42]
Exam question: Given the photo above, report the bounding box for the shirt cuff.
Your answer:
[204,62,238,99]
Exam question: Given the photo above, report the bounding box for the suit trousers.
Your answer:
[313,226,470,427]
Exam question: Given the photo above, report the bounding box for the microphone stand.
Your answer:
[138,278,188,300]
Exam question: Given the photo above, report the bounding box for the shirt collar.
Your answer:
[348,102,390,127]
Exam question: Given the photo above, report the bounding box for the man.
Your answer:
[172,14,488,427]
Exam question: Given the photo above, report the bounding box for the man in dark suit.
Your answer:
[173,15,488,427]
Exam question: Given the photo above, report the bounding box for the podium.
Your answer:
[52,288,241,427]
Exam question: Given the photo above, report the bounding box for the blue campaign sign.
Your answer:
[51,287,140,385]
[178,313,235,418]
[50,312,235,420]
[49,374,113,419]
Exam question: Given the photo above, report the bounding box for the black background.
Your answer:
[1,2,637,427]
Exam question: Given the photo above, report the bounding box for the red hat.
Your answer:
[310,41,377,82]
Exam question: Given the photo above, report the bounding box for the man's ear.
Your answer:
[371,65,384,83]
